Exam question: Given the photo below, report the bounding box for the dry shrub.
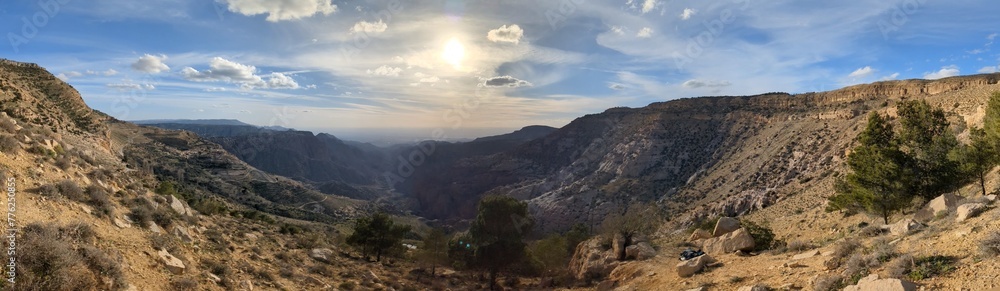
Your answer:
[980,231,1000,257]
[885,254,914,279]
[812,274,844,291]
[15,222,126,291]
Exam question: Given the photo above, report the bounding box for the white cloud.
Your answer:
[848,66,875,78]
[413,72,440,84]
[107,82,155,90]
[636,27,653,38]
[487,24,524,44]
[482,76,532,88]
[350,20,387,34]
[367,65,402,77]
[641,0,656,14]
[608,83,626,90]
[978,66,999,74]
[880,73,901,81]
[131,54,170,74]
[609,26,625,35]
[680,8,696,20]
[205,87,227,92]
[220,0,337,22]
[56,71,83,80]
[682,79,732,89]
[923,65,960,80]
[102,69,118,76]
[181,57,299,89]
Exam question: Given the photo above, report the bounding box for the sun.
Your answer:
[441,38,466,68]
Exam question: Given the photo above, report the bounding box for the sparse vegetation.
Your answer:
[0,134,18,153]
[16,222,126,291]
[740,219,778,251]
[469,195,533,290]
[979,231,1000,257]
[906,255,955,281]
[813,274,845,291]
[346,212,411,262]
[601,203,659,259]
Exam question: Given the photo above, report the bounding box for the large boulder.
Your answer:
[688,229,711,241]
[676,254,714,277]
[887,219,923,236]
[914,193,960,222]
[167,195,192,216]
[703,228,755,254]
[569,239,620,280]
[956,203,987,222]
[843,274,916,291]
[310,248,335,263]
[625,242,656,260]
[713,217,741,237]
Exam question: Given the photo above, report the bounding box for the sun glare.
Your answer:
[441,38,466,68]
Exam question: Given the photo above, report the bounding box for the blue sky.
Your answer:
[3,0,1000,140]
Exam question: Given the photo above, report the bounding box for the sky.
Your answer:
[2,0,1000,141]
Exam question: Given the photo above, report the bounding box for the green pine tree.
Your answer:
[346,212,411,262]
[469,195,533,291]
[983,92,1000,147]
[896,99,962,199]
[951,127,997,196]
[416,228,450,277]
[828,112,913,224]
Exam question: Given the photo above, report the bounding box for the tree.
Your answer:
[528,234,568,276]
[983,92,1000,147]
[896,99,962,199]
[600,203,659,260]
[564,223,590,254]
[953,127,997,196]
[346,212,411,262]
[828,112,913,224]
[468,195,533,290]
[415,228,450,277]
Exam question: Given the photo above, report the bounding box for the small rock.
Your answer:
[157,249,186,274]
[596,280,616,291]
[737,285,770,291]
[79,204,93,215]
[172,226,194,242]
[888,219,923,236]
[713,217,741,237]
[985,195,997,203]
[113,217,131,228]
[310,248,335,263]
[956,203,987,222]
[239,280,254,291]
[792,250,820,260]
[148,222,163,234]
[843,274,916,291]
[676,254,714,277]
[207,273,222,283]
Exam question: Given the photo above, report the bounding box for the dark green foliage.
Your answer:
[740,220,778,252]
[896,100,962,200]
[529,234,570,276]
[828,112,913,224]
[984,92,1000,147]
[346,212,411,262]
[191,198,228,216]
[469,195,533,290]
[155,181,180,198]
[416,228,450,276]
[906,255,955,281]
[564,223,590,254]
[600,203,659,260]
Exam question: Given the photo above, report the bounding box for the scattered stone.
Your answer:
[239,280,254,291]
[172,225,194,242]
[148,222,163,234]
[79,204,93,215]
[792,250,820,260]
[625,242,656,260]
[703,228,755,254]
[737,285,769,291]
[676,254,714,277]
[713,217,741,237]
[167,195,191,216]
[843,274,916,291]
[596,280,616,291]
[820,250,834,257]
[956,203,987,222]
[244,233,259,240]
[310,248,335,263]
[157,249,186,274]
[207,273,222,284]
[888,219,923,236]
[782,262,806,268]
[985,195,997,203]
[113,217,131,228]
[689,229,712,241]
[914,193,960,222]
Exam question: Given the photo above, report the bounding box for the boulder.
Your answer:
[914,193,960,222]
[703,228,755,254]
[713,217,741,237]
[737,285,769,291]
[986,195,997,203]
[172,226,193,242]
[688,229,712,241]
[148,222,163,234]
[956,203,987,222]
[167,195,191,216]
[843,274,916,291]
[676,254,714,277]
[157,249,186,274]
[569,239,621,280]
[612,235,626,259]
[888,219,923,236]
[625,242,656,260]
[310,248,335,263]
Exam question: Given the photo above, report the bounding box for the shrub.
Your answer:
[339,281,357,290]
[907,256,955,281]
[57,180,85,201]
[171,277,199,291]
[859,225,887,237]
[813,274,845,291]
[980,231,1000,257]
[0,117,16,133]
[886,254,914,279]
[54,154,72,170]
[0,134,18,153]
[786,240,815,253]
[870,238,896,263]
[129,205,153,228]
[85,185,114,217]
[826,239,862,269]
[740,220,777,251]
[152,208,176,229]
[192,198,227,216]
[17,223,126,291]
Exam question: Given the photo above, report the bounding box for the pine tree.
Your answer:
[984,92,1000,147]
[828,112,912,224]
[416,228,450,277]
[469,195,533,291]
[346,212,411,262]
[951,127,996,196]
[896,99,962,199]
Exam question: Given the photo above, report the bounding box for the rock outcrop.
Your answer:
[843,274,917,291]
[676,255,714,277]
[569,239,620,280]
[625,242,656,260]
[703,228,756,254]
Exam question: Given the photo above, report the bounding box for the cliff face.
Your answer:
[404,74,1000,232]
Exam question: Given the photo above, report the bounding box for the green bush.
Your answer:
[907,256,955,281]
[740,220,777,251]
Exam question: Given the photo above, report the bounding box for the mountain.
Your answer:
[132,119,254,126]
[471,125,558,143]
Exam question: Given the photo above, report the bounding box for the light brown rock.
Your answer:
[956,203,987,222]
[625,242,656,260]
[914,193,959,222]
[569,239,620,280]
[888,219,922,236]
[843,274,916,291]
[688,229,711,241]
[713,217,741,237]
[676,254,714,277]
[310,248,335,263]
[703,227,755,254]
[157,249,186,274]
